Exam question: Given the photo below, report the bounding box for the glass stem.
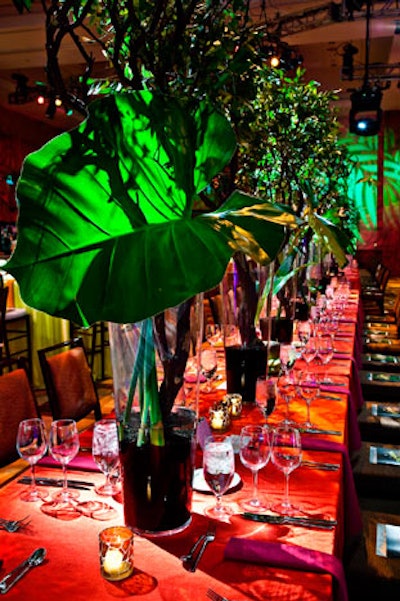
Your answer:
[30,462,37,492]
[215,494,222,511]
[306,402,311,426]
[251,469,259,502]
[283,471,290,506]
[62,463,69,497]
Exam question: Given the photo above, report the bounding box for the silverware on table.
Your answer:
[319,394,342,401]
[241,512,337,530]
[18,477,93,491]
[182,524,216,572]
[299,427,342,436]
[206,588,231,601]
[301,460,340,471]
[0,516,31,533]
[0,548,46,594]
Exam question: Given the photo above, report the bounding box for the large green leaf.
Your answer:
[6,91,287,326]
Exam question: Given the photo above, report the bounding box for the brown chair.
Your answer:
[69,321,110,381]
[0,278,32,381]
[0,358,40,467]
[38,337,102,422]
[361,266,391,315]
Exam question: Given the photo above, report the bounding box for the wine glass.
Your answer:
[49,419,80,503]
[296,320,311,356]
[271,426,302,515]
[203,435,235,520]
[279,344,297,375]
[298,372,319,429]
[16,418,48,502]
[239,425,271,512]
[201,347,217,393]
[256,376,276,419]
[92,419,121,496]
[302,337,318,366]
[277,372,297,426]
[205,323,222,347]
[317,333,334,383]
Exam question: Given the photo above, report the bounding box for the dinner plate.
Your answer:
[192,468,242,494]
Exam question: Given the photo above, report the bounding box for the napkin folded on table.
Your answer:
[37,455,100,472]
[301,437,362,539]
[224,538,348,601]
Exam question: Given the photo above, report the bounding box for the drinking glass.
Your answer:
[299,372,319,428]
[92,419,121,496]
[256,376,276,419]
[302,337,318,366]
[271,426,302,515]
[277,372,297,426]
[201,347,217,393]
[239,425,270,512]
[205,324,222,347]
[49,419,80,502]
[296,320,311,356]
[203,435,235,520]
[279,344,297,375]
[16,418,48,502]
[317,333,334,382]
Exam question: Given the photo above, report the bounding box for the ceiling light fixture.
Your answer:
[349,0,383,136]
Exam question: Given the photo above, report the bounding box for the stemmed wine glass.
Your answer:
[256,376,276,420]
[277,372,297,426]
[296,320,311,357]
[16,418,48,502]
[302,337,318,366]
[203,435,235,520]
[239,425,271,512]
[201,347,218,393]
[49,419,80,503]
[271,426,302,516]
[298,372,319,429]
[317,333,334,383]
[92,419,120,496]
[205,324,222,347]
[279,344,297,375]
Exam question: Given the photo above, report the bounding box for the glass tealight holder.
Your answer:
[223,393,242,418]
[99,526,134,582]
[209,403,231,432]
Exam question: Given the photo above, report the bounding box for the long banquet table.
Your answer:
[0,281,363,601]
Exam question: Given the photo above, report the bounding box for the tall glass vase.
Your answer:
[108,297,202,537]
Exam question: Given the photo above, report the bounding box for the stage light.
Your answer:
[349,86,382,136]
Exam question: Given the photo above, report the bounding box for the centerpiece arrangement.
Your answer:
[7,0,359,534]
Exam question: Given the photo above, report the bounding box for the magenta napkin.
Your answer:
[224,538,348,601]
[37,454,100,472]
[301,437,362,538]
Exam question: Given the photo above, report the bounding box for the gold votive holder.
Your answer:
[223,393,243,418]
[209,403,231,432]
[99,526,134,581]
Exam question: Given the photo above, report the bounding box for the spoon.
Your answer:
[0,548,46,594]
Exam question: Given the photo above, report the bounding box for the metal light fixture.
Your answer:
[349,0,382,136]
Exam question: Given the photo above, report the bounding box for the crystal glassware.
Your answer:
[201,347,218,393]
[16,418,48,502]
[239,425,270,512]
[92,419,120,496]
[299,372,319,428]
[271,426,302,515]
[203,435,235,520]
[279,344,297,375]
[277,372,297,426]
[48,418,80,503]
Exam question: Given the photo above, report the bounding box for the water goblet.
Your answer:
[271,426,302,516]
[92,419,121,496]
[317,333,334,382]
[49,419,80,503]
[277,372,297,426]
[302,337,318,366]
[298,372,319,429]
[16,418,48,502]
[239,425,270,512]
[203,435,235,520]
[279,344,297,375]
[256,376,276,420]
[201,347,218,393]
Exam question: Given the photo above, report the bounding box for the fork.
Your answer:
[0,516,31,533]
[206,588,230,601]
[183,523,216,572]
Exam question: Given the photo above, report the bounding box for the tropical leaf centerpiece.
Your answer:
[6,90,290,445]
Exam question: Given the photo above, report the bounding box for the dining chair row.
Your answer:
[0,337,102,468]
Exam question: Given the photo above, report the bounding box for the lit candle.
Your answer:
[224,393,242,418]
[99,526,134,581]
[209,404,230,431]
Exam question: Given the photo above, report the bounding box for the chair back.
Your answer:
[0,359,39,466]
[38,338,102,422]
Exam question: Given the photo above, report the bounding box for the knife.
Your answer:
[18,477,93,491]
[242,513,337,529]
[301,460,340,471]
[299,427,342,436]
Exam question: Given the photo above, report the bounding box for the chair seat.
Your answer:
[360,370,400,401]
[352,442,400,500]
[361,353,400,372]
[358,402,400,445]
[5,307,29,321]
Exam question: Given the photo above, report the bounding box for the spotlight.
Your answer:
[349,86,382,136]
